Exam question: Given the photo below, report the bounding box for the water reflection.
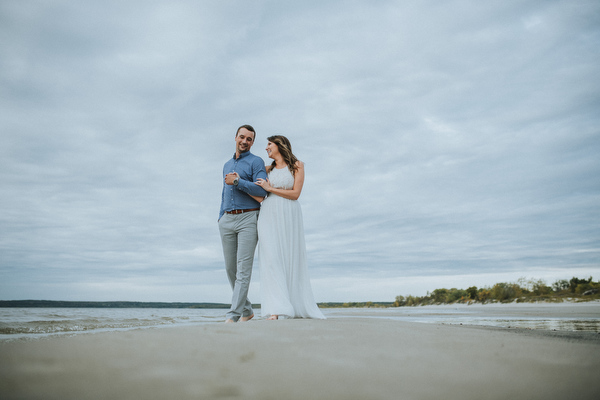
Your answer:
[469,319,600,332]
[324,305,600,332]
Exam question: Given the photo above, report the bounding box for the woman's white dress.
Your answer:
[258,166,325,319]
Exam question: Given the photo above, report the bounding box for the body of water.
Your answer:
[327,302,600,332]
[0,308,224,340]
[1,302,599,340]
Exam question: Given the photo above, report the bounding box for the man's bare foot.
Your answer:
[267,315,279,320]
[225,319,235,323]
[240,314,254,322]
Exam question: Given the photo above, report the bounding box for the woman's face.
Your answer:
[265,141,280,159]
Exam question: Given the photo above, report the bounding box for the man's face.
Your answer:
[235,128,255,154]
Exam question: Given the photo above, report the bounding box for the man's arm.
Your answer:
[218,185,225,220]
[235,159,267,197]
[218,164,228,220]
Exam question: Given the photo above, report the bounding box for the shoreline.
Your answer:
[2,318,600,399]
[326,302,600,333]
[2,302,599,342]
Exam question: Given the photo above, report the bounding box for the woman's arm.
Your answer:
[255,161,304,200]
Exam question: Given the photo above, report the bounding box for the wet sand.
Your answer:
[1,315,599,399]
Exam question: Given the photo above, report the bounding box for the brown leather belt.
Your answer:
[225,208,260,215]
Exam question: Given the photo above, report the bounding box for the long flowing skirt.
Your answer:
[257,194,325,319]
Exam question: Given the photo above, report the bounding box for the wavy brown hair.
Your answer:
[267,135,299,175]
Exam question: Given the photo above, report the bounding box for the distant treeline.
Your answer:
[0,300,231,309]
[395,276,600,306]
[0,299,394,309]
[317,302,395,308]
[3,277,598,309]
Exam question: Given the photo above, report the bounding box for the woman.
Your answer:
[254,135,325,320]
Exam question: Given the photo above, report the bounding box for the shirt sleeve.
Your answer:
[218,185,225,220]
[236,158,268,197]
[218,164,227,220]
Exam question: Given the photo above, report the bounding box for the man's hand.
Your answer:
[225,172,239,185]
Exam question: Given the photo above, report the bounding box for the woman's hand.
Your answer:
[255,178,272,192]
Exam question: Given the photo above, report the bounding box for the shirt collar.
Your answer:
[233,151,252,160]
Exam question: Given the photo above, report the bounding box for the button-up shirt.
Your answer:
[219,151,268,220]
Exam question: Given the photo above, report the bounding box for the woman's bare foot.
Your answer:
[266,315,279,320]
[241,314,254,322]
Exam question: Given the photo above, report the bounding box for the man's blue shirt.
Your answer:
[219,151,268,220]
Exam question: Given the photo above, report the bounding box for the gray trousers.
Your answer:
[218,211,258,321]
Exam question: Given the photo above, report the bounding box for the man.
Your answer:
[218,124,268,323]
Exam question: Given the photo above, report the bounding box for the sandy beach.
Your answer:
[2,313,600,400]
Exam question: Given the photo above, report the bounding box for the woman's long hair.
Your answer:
[267,135,299,175]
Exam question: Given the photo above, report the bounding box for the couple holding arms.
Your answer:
[218,124,325,322]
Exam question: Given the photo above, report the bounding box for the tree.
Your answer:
[466,286,478,299]
[405,295,420,306]
[477,289,491,303]
[447,288,467,303]
[491,282,519,302]
[570,277,592,293]
[530,279,551,296]
[552,279,569,292]
[431,288,449,303]
[394,296,406,307]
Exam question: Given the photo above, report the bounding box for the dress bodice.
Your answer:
[268,166,294,190]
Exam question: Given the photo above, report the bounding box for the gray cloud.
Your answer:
[1,0,598,302]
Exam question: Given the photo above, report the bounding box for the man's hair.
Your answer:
[236,124,256,138]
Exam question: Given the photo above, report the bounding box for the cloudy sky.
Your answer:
[1,0,599,303]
